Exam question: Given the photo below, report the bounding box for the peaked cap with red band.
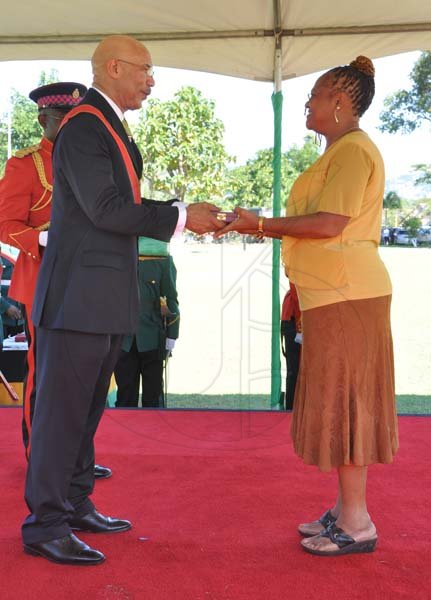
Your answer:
[29,82,87,110]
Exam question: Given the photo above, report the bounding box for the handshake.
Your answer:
[185,203,237,236]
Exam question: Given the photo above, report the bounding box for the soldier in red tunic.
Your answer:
[0,83,111,478]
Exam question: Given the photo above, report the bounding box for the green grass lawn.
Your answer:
[165,394,431,415]
[106,245,430,415]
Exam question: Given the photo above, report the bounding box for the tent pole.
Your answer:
[270,0,283,408]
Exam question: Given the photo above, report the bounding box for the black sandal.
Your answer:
[298,509,337,537]
[302,523,377,556]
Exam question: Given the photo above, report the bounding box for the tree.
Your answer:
[383,190,402,226]
[224,135,320,210]
[38,69,60,86]
[404,216,422,242]
[399,197,431,229]
[134,86,232,202]
[7,90,40,151]
[379,51,431,134]
[0,121,7,176]
[224,148,277,209]
[285,136,321,175]
[379,52,431,190]
[383,190,402,210]
[0,69,60,176]
[0,90,39,176]
[412,164,431,188]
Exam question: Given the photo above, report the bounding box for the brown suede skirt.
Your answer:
[291,295,399,472]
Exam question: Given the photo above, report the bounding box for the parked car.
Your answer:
[393,228,410,245]
[418,227,431,245]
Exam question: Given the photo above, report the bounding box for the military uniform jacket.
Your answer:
[122,256,180,354]
[31,89,178,334]
[0,137,53,307]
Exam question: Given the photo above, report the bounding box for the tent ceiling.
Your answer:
[1,0,431,80]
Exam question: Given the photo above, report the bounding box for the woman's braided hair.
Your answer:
[327,56,375,117]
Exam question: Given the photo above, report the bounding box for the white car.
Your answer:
[394,229,410,245]
[418,227,431,245]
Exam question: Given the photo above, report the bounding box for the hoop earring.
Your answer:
[334,105,340,124]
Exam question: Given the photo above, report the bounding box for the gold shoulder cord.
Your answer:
[30,152,53,213]
[36,221,51,231]
[14,143,40,158]
[32,152,53,192]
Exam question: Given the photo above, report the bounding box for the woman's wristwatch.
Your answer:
[256,216,265,239]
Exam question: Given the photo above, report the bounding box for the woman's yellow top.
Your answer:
[281,130,392,311]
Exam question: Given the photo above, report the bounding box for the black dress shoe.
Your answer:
[24,533,105,565]
[94,464,112,479]
[70,510,132,534]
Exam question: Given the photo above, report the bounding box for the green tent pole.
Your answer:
[270,7,283,408]
[270,90,283,408]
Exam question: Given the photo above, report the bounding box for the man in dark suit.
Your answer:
[0,81,111,480]
[22,35,222,566]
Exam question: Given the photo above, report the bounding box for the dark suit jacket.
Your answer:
[32,88,178,334]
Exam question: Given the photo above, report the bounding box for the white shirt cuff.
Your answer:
[172,202,187,238]
[39,231,48,247]
[294,332,303,345]
[166,338,176,351]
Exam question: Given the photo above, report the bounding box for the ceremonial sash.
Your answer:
[59,105,141,204]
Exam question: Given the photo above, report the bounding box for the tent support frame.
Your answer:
[2,22,431,46]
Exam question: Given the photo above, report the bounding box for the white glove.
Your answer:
[294,332,303,345]
[39,231,48,247]
[166,338,176,352]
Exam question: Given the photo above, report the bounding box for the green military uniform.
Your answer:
[114,237,179,407]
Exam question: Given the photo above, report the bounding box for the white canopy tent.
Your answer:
[1,0,431,80]
[2,0,431,406]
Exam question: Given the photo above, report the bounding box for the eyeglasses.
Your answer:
[117,58,155,77]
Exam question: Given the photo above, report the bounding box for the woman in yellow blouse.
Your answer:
[216,56,398,556]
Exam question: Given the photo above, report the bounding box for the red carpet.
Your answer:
[0,408,429,600]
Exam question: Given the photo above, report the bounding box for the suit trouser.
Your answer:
[21,304,37,458]
[281,318,301,410]
[114,340,164,408]
[22,327,122,544]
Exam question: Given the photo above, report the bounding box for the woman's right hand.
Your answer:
[213,207,259,238]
